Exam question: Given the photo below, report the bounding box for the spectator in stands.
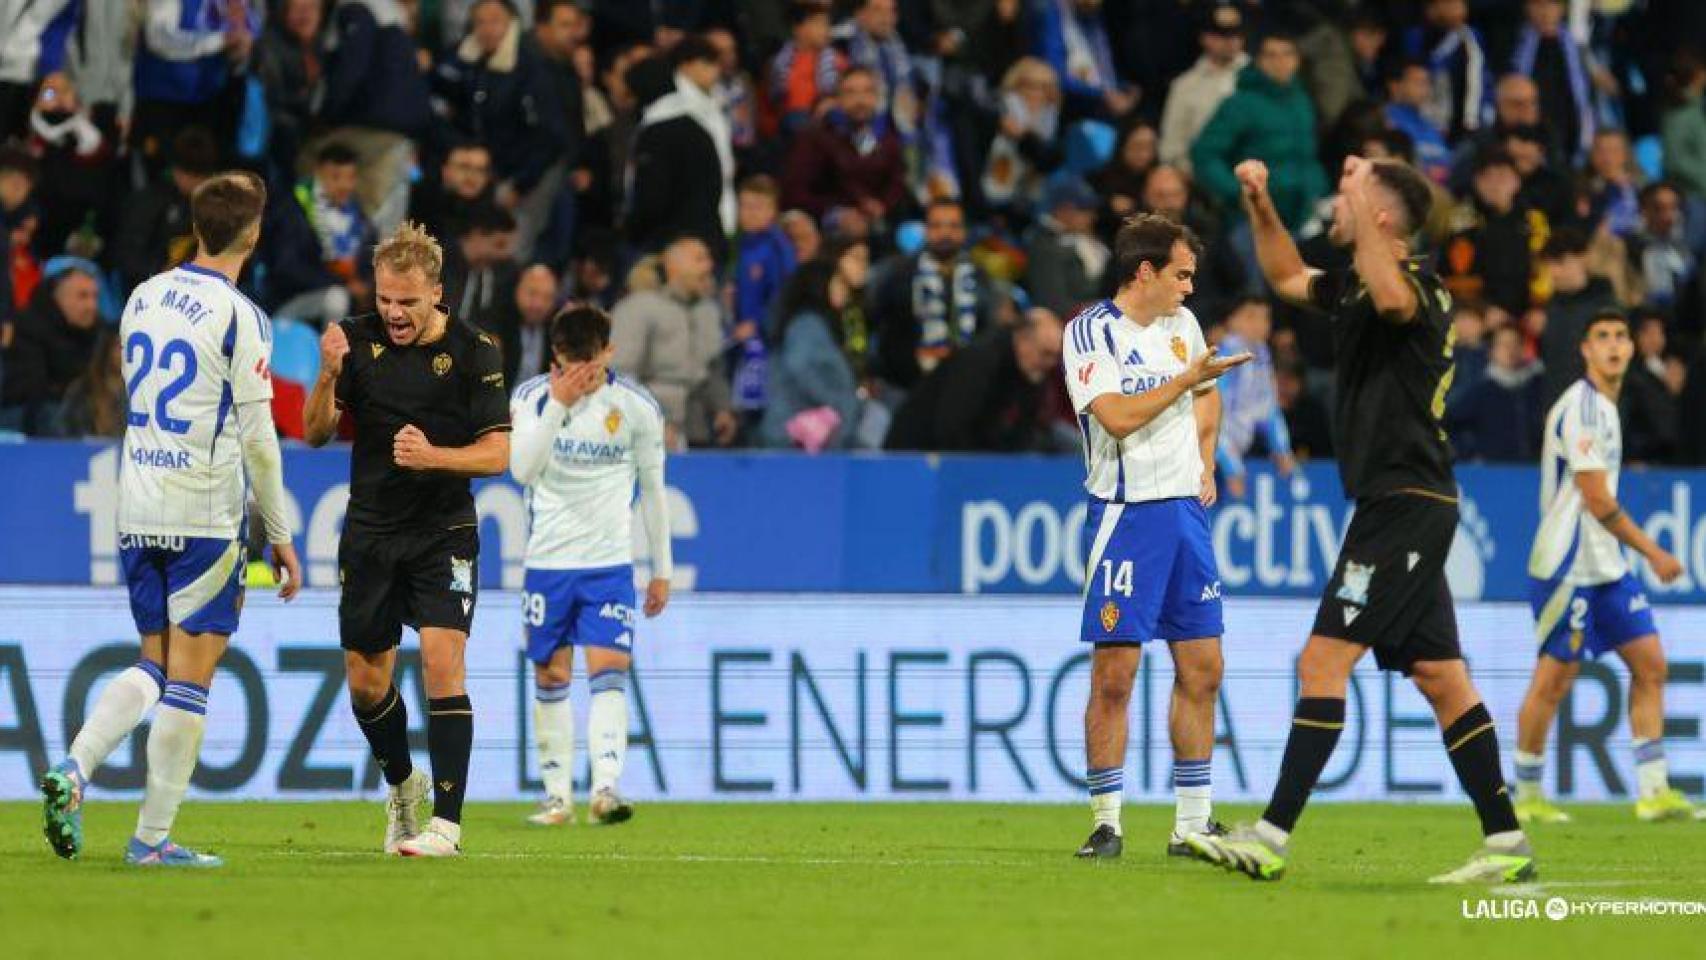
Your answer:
[729,175,795,431]
[1401,0,1490,143]
[1628,182,1698,310]
[1033,0,1134,123]
[25,73,111,260]
[1192,31,1325,284]
[56,328,124,439]
[1504,122,1572,227]
[319,0,436,232]
[436,0,567,224]
[1446,303,1490,409]
[523,0,590,263]
[60,1,136,149]
[1023,175,1106,318]
[871,198,999,391]
[1440,147,1534,318]
[1661,49,1706,198]
[259,183,350,328]
[1093,120,1158,234]
[629,34,735,254]
[1384,56,1452,185]
[130,0,260,166]
[1587,129,1643,239]
[253,0,324,185]
[1137,163,1240,316]
[296,143,375,309]
[1215,297,1294,501]
[112,126,218,293]
[705,27,757,157]
[408,142,497,245]
[443,203,520,337]
[781,66,906,222]
[1539,226,1619,409]
[1158,3,1246,172]
[1510,0,1599,163]
[611,236,736,448]
[1448,323,1543,462]
[981,57,1065,213]
[759,258,862,451]
[493,262,558,387]
[0,263,101,436]
[833,0,918,131]
[1452,73,1545,187]
[780,208,823,264]
[1276,363,1332,460]
[769,1,843,136]
[884,306,1063,452]
[1621,310,1680,464]
[0,0,72,140]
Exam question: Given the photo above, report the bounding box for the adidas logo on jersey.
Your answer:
[1630,593,1651,613]
[1125,348,1144,366]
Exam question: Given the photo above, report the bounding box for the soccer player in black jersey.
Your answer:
[1185,157,1536,884]
[303,222,511,858]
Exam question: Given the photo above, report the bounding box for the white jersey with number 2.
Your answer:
[1529,379,1625,586]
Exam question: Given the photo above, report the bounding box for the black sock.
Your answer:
[353,686,413,787]
[1261,697,1346,833]
[427,695,473,824]
[1442,702,1521,837]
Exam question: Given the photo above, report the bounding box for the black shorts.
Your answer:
[1312,493,1460,674]
[338,525,479,654]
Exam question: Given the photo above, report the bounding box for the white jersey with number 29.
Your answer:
[118,263,274,540]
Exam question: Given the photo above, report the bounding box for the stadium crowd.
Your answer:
[2,0,1706,466]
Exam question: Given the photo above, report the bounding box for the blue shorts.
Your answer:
[523,566,637,663]
[1080,497,1224,644]
[1529,572,1657,662]
[120,534,247,636]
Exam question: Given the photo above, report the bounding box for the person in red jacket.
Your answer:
[780,66,906,222]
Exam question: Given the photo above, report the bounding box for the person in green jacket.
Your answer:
[1190,33,1327,233]
[1660,50,1706,198]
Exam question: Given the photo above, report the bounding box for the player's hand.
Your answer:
[548,360,602,407]
[1649,549,1684,584]
[393,424,437,470]
[1340,155,1375,198]
[1225,472,1247,501]
[1199,469,1218,508]
[320,323,350,378]
[1185,346,1252,387]
[1273,452,1296,476]
[644,578,670,618]
[1234,160,1269,200]
[271,541,302,601]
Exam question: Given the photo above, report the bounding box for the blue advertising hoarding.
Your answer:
[4,441,1706,602]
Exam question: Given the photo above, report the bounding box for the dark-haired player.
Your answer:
[1512,311,1695,824]
[1062,213,1250,860]
[1186,156,1537,883]
[510,305,672,827]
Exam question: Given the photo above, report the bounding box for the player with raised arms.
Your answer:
[510,304,672,826]
[40,171,301,866]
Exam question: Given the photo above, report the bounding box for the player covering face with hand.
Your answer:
[510,305,672,826]
[1512,312,1698,825]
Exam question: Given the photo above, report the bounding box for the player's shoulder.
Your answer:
[610,371,663,421]
[1064,300,1114,353]
[342,313,384,342]
[513,373,551,412]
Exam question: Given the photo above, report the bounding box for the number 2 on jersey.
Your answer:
[1099,559,1134,598]
[125,332,199,433]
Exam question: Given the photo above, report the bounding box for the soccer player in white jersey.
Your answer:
[1514,310,1695,824]
[509,304,672,826]
[39,172,301,866]
[1062,214,1250,859]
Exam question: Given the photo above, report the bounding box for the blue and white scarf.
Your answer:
[1512,26,1594,157]
[912,254,980,355]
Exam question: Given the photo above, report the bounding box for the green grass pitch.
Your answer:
[1,801,1701,957]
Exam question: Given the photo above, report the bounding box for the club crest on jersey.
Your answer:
[433,353,453,376]
[1170,336,1188,362]
[448,557,473,594]
[1336,561,1374,606]
[605,408,622,435]
[1099,601,1120,633]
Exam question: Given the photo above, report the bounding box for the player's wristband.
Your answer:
[1595,507,1624,526]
